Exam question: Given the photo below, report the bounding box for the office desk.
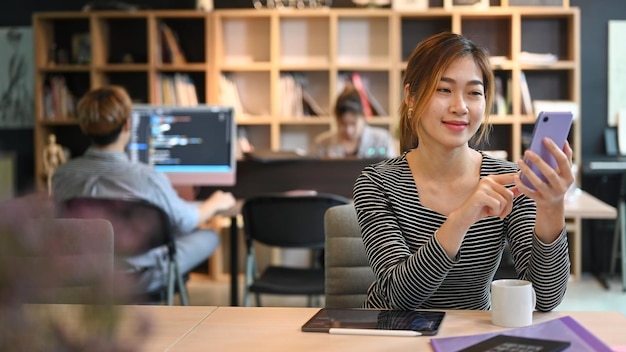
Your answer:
[564,190,617,281]
[583,156,626,291]
[25,305,626,351]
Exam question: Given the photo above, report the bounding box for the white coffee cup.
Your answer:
[491,279,536,328]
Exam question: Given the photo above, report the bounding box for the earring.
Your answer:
[408,108,414,118]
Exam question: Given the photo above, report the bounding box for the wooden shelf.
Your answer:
[32,7,580,188]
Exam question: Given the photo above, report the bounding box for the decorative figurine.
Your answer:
[42,133,66,195]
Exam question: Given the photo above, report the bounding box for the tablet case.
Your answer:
[301,308,446,336]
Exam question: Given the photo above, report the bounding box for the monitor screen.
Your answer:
[128,105,236,186]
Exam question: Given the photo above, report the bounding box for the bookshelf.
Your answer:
[33,6,580,190]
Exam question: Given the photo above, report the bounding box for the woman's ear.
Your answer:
[404,83,414,108]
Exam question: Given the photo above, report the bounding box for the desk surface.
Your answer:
[565,189,617,219]
[24,305,626,351]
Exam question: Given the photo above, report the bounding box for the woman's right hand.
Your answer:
[452,173,521,230]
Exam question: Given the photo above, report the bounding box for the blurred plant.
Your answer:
[0,194,152,351]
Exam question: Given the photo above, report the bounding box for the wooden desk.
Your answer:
[564,189,617,281]
[583,156,626,292]
[22,305,216,351]
[23,305,626,351]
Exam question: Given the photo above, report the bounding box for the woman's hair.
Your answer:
[334,86,364,120]
[76,85,132,146]
[398,32,495,153]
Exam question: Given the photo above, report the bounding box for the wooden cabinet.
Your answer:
[32,6,580,191]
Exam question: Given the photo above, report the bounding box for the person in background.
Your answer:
[353,32,572,311]
[311,87,397,159]
[52,85,235,293]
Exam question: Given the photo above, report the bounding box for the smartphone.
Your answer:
[520,111,573,190]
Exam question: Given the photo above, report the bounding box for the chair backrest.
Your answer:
[242,191,350,249]
[0,218,115,304]
[59,197,172,257]
[324,203,375,308]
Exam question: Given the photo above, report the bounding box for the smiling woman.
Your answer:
[352,32,573,312]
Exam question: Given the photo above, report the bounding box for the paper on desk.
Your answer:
[430,316,613,352]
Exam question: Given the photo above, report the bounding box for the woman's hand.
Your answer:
[515,138,573,242]
[439,173,520,258]
[515,138,574,208]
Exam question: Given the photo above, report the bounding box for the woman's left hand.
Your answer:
[515,137,574,208]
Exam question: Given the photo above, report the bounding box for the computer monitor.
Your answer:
[128,105,236,186]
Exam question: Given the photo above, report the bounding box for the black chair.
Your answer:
[58,197,189,305]
[241,191,350,307]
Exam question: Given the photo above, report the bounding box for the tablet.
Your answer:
[301,308,446,336]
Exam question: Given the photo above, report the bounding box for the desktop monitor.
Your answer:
[128,105,236,186]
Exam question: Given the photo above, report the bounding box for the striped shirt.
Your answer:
[52,147,199,237]
[353,151,570,311]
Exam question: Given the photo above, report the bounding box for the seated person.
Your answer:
[311,87,397,159]
[52,85,236,294]
[354,32,572,311]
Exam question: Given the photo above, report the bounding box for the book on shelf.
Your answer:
[491,76,507,116]
[350,72,374,118]
[156,73,198,106]
[430,316,613,352]
[43,75,76,120]
[519,51,558,65]
[219,74,244,118]
[519,71,533,116]
[279,73,325,118]
[158,21,186,65]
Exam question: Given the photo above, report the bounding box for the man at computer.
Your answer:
[52,85,236,294]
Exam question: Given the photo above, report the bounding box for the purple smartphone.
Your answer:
[520,111,573,190]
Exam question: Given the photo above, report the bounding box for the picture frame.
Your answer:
[444,0,489,10]
[392,0,428,11]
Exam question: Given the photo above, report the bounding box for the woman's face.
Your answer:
[337,111,365,142]
[417,56,485,150]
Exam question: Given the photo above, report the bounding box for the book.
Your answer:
[159,22,186,65]
[350,72,374,118]
[430,316,613,352]
[519,71,533,116]
[457,335,570,352]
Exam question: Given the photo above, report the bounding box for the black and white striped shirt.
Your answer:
[353,152,570,311]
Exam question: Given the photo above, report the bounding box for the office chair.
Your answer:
[0,217,115,304]
[58,197,189,306]
[241,191,350,307]
[324,203,375,308]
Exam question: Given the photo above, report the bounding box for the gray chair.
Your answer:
[0,218,115,304]
[59,197,189,306]
[324,203,375,308]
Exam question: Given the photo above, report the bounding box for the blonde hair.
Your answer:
[399,32,494,153]
[77,85,132,138]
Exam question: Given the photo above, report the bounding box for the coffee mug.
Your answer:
[491,279,536,328]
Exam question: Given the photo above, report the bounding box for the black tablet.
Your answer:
[301,308,446,336]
